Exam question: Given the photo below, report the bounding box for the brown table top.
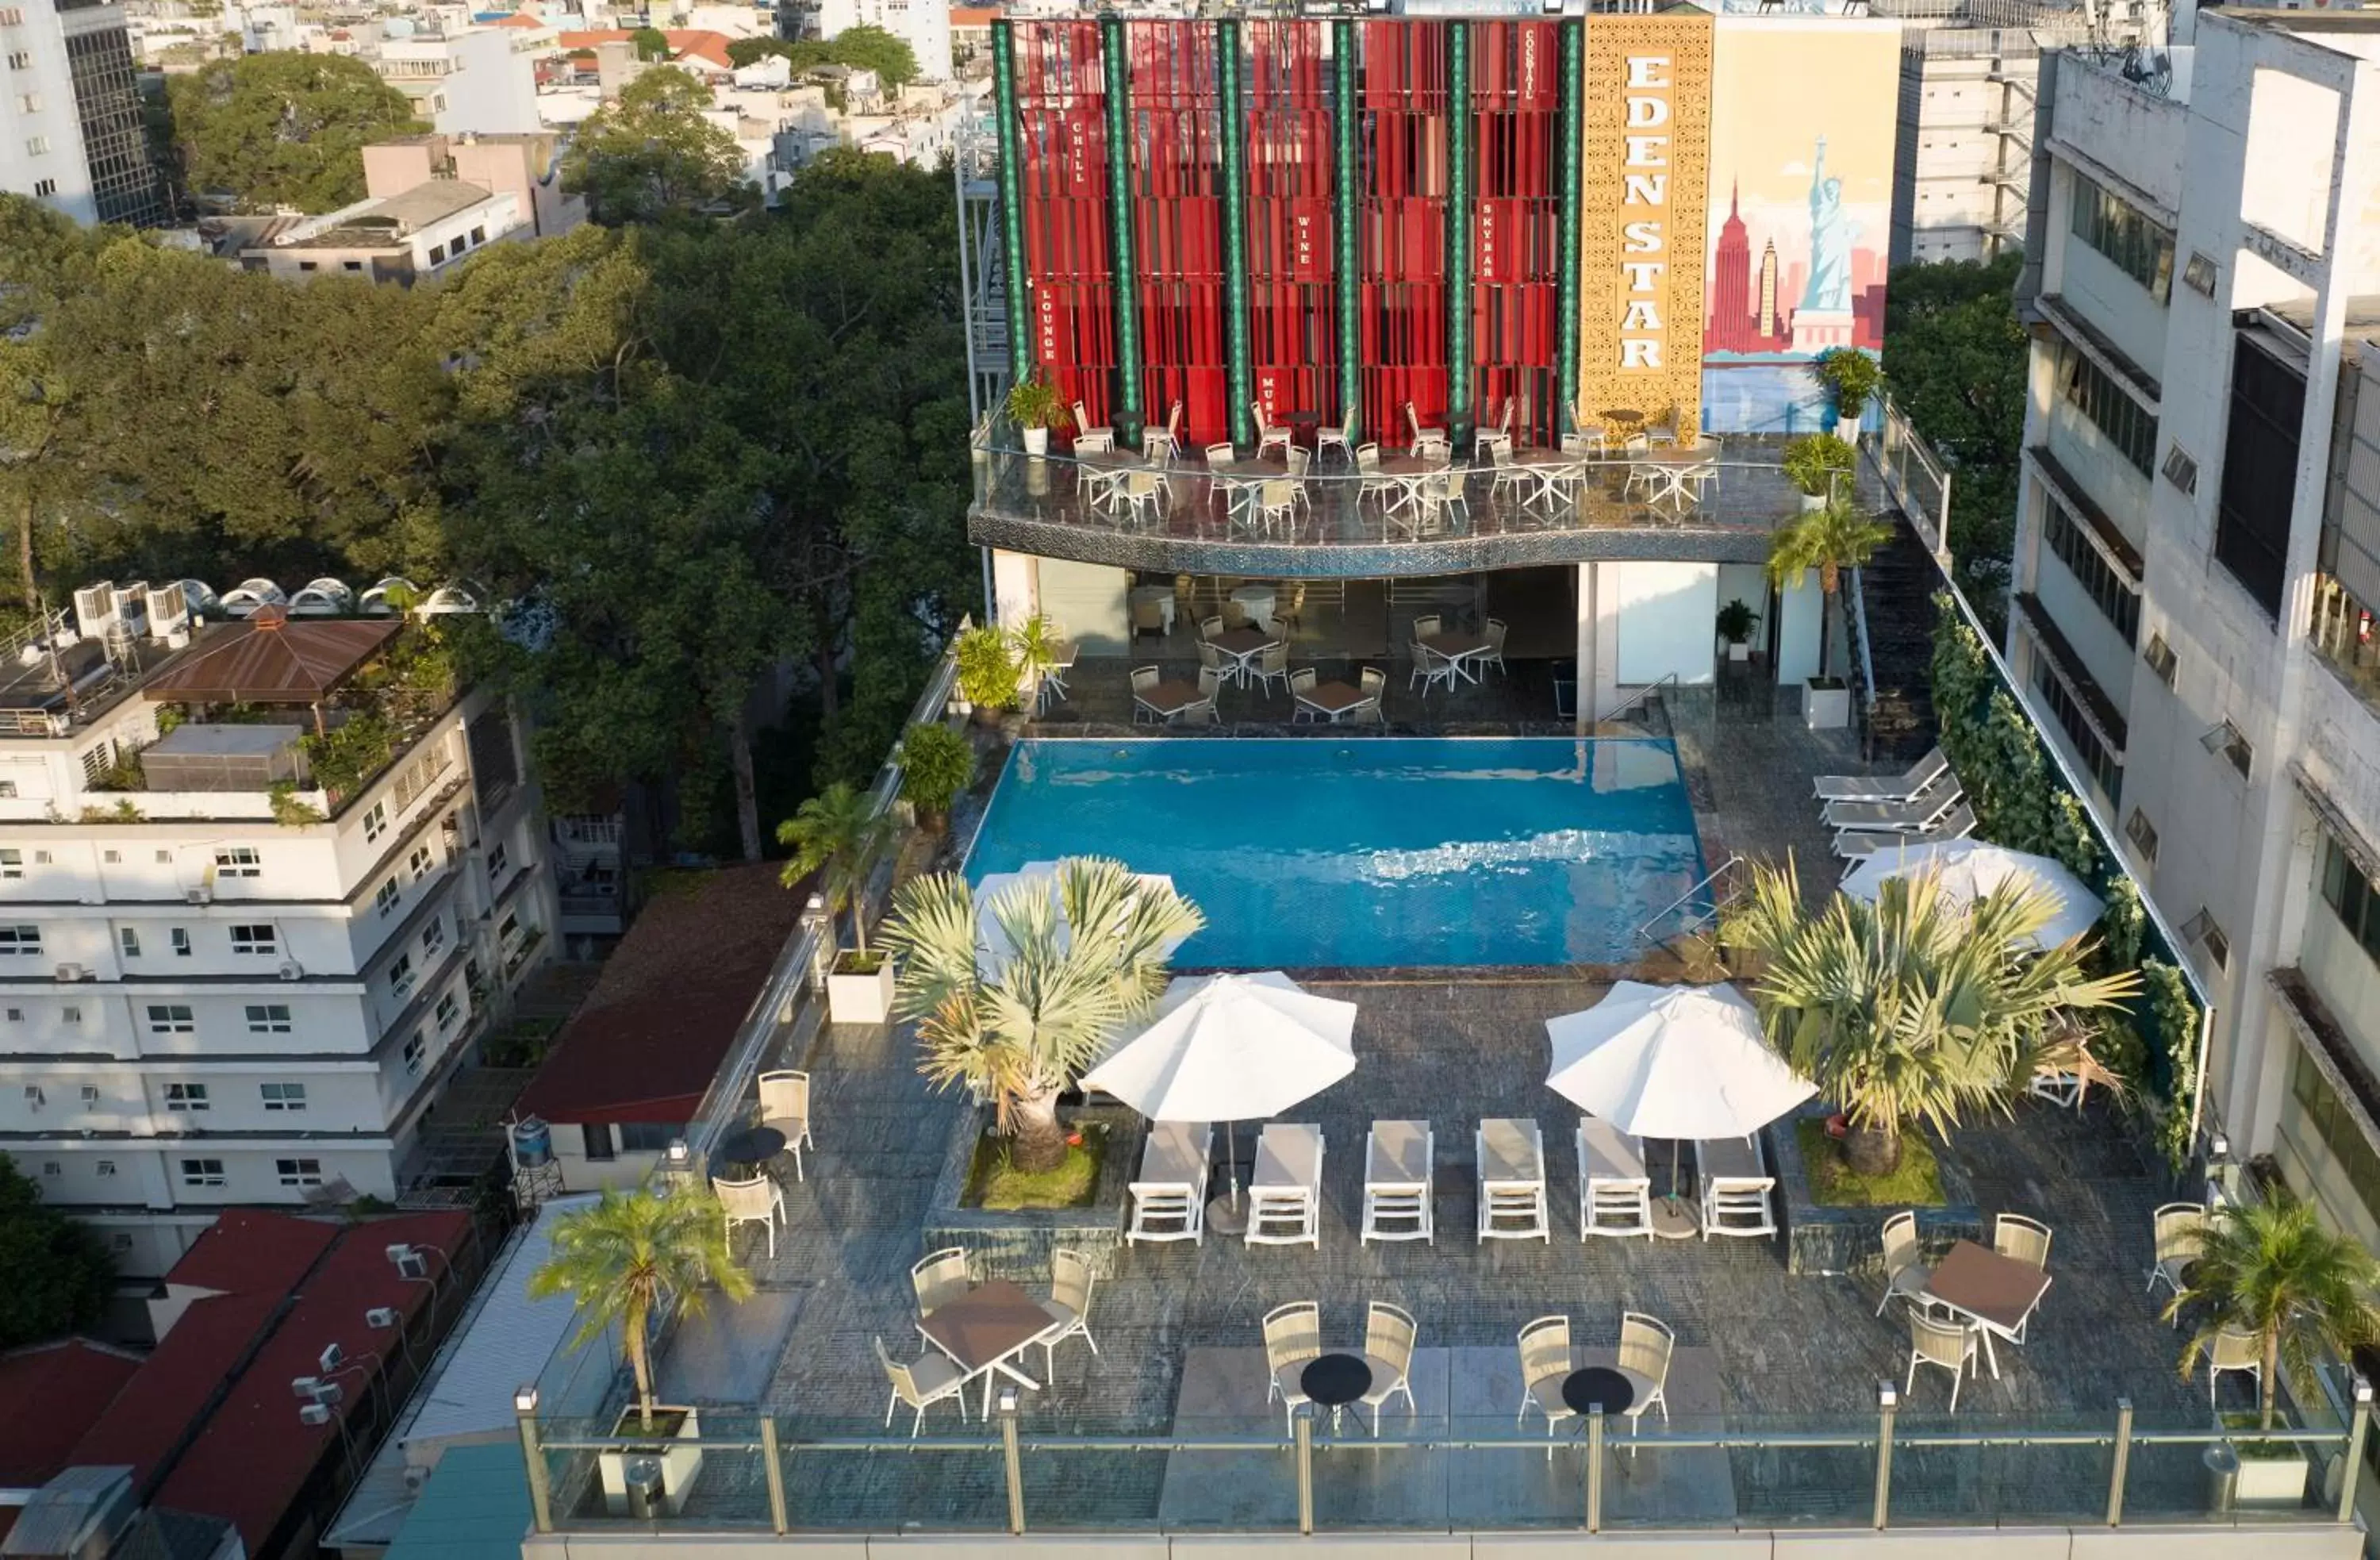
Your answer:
[1376,455,1444,476]
[1423,630,1493,659]
[1925,1239,2052,1333]
[1210,627,1278,655]
[1138,679,1200,713]
[918,1278,1050,1373]
[1302,680,1367,713]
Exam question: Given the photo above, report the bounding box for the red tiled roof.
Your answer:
[490,10,546,25]
[513,863,804,1125]
[0,1339,143,1485]
[555,27,626,47]
[163,1208,340,1297]
[70,1292,285,1487]
[552,28,731,68]
[153,1212,471,1554]
[142,609,401,705]
[950,6,1000,23]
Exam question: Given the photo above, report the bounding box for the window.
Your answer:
[402,1028,426,1074]
[231,924,276,955]
[363,801,388,842]
[2144,633,2178,688]
[620,1124,678,1152]
[390,952,415,1001]
[2029,655,2124,803]
[342,261,362,272]
[79,1085,98,1105]
[60,1006,77,1024]
[15,90,36,112]
[2125,807,2160,865]
[2070,175,2175,301]
[2040,503,2140,644]
[260,1081,306,1112]
[245,1004,292,1034]
[582,1122,616,1161]
[275,1157,323,1187]
[25,136,48,155]
[179,1158,225,1188]
[428,243,446,265]
[375,878,401,917]
[4,1009,16,1021]
[488,843,509,882]
[119,927,140,959]
[0,925,40,956]
[296,261,317,273]
[171,928,191,958]
[2059,344,2158,476]
[0,10,26,24]
[2320,836,2380,968]
[163,1080,206,1110]
[6,50,27,67]
[213,847,261,878]
[434,991,459,1031]
[409,844,434,882]
[2161,442,2199,495]
[2287,1044,2380,1233]
[2205,719,2254,779]
[0,849,18,879]
[2182,250,2220,298]
[148,1005,195,1036]
[39,1160,57,1177]
[23,1085,41,1109]
[96,1159,115,1178]
[470,225,486,244]
[2216,336,2305,620]
[155,851,171,864]
[33,176,55,198]
[102,850,119,864]
[2202,916,2230,970]
[421,916,447,959]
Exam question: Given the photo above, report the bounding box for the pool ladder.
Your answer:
[1635,852,1746,947]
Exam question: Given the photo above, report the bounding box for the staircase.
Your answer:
[1857,520,1941,764]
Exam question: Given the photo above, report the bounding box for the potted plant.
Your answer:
[777,780,901,1023]
[882,857,1204,1173]
[1008,613,1067,710]
[1782,432,1856,513]
[1006,371,1070,457]
[954,624,1022,727]
[1724,859,2140,1178]
[1810,348,1884,441]
[1716,598,1758,663]
[897,721,976,834]
[2168,1197,2380,1504]
[1767,495,1892,729]
[527,1186,753,1516]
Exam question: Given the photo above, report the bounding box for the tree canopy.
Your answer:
[0,1156,114,1349]
[630,25,672,61]
[561,66,752,226]
[166,52,428,212]
[725,25,919,90]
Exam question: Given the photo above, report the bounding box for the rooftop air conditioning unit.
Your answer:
[298,1403,332,1427]
[147,582,190,643]
[402,1466,431,1497]
[388,1244,428,1279]
[54,963,90,982]
[277,959,305,981]
[366,1306,398,1329]
[72,582,118,643]
[290,1376,321,1399]
[186,886,210,905]
[319,1342,344,1374]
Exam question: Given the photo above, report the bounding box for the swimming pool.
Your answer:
[965,738,1708,969]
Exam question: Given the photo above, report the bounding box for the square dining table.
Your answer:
[1922,1239,2052,1378]
[919,1278,1054,1413]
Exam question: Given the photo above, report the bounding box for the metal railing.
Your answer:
[1599,670,1679,727]
[1637,851,1747,944]
[1874,394,1956,570]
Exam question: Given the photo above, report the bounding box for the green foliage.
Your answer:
[954,624,1022,711]
[2144,958,2202,1174]
[1766,496,1891,598]
[0,1157,113,1348]
[1810,348,1883,427]
[776,780,898,954]
[964,1120,1107,1209]
[528,1186,754,1433]
[166,52,428,212]
[153,702,186,737]
[300,708,397,799]
[269,780,326,826]
[2045,790,2099,881]
[1715,598,1757,644]
[1884,255,2026,630]
[78,799,145,824]
[1005,372,1069,432]
[2167,1196,2380,1431]
[2101,876,2146,974]
[725,25,920,90]
[1795,1117,1946,1207]
[1780,432,1855,498]
[631,25,672,60]
[896,720,975,824]
[561,67,752,225]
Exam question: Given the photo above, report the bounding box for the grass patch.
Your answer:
[2222,1410,2303,1462]
[1796,1118,1946,1208]
[964,1122,1108,1210]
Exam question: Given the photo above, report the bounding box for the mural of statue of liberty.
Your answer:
[1801,135,1856,313]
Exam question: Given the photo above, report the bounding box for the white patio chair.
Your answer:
[1516,1314,1576,1455]
[1616,1311,1675,1447]
[1905,1310,1979,1412]
[1477,1117,1549,1243]
[1355,443,1403,514]
[1203,442,1236,467]
[1412,613,1442,641]
[1994,1212,2053,1271]
[1834,801,1977,860]
[1035,1247,1099,1374]
[1316,409,1356,463]
[1246,1123,1323,1247]
[1253,401,1292,460]
[1362,1119,1434,1243]
[1263,1301,1322,1435]
[1352,667,1386,725]
[1824,786,1967,835]
[1130,594,1169,643]
[1119,470,1167,528]
[757,1069,812,1181]
[1073,428,1115,455]
[1288,667,1322,721]
[712,1173,785,1258]
[876,1335,968,1435]
[1698,1134,1777,1240]
[2147,1202,2205,1314]
[1473,398,1512,462]
[1482,617,1508,677]
[1177,666,1221,724]
[1410,642,1457,696]
[1070,400,1093,436]
[1359,1301,1419,1435]
[2207,1325,2262,1408]
[1405,401,1447,459]
[1144,402,1181,463]
[1814,747,1950,803]
[1247,640,1291,697]
[1253,478,1299,536]
[1127,1120,1211,1244]
[1576,1116,1653,1239]
[1200,614,1225,640]
[1875,1208,1933,1316]
[1129,664,1164,724]
[912,1247,971,1319]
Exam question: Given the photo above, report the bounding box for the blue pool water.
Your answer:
[965,738,1707,969]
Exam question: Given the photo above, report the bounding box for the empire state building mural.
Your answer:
[1699,20,1898,432]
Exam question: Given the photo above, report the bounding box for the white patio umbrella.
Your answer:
[973,860,1190,975]
[1081,971,1358,1214]
[1838,838,2105,949]
[1544,981,1815,1232]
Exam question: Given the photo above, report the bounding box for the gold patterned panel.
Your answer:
[1578,13,1712,440]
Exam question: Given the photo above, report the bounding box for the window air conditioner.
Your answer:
[186,886,211,905]
[277,959,305,981]
[54,963,89,982]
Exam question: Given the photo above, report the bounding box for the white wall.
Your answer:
[1775,571,1823,685]
[1608,563,1718,688]
[1035,559,1129,655]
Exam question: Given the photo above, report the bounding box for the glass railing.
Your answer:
[969,418,1844,549]
[515,1397,2370,1539]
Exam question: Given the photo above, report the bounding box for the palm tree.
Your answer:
[1725,856,2141,1176]
[1767,497,1894,677]
[2169,1196,2380,1432]
[528,1186,754,1434]
[777,781,898,961]
[881,856,1204,1173]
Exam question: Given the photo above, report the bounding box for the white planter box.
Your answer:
[1799,491,1827,513]
[1803,681,1851,730]
[827,956,897,1025]
[1727,642,1752,663]
[597,1404,703,1516]
[1021,426,1050,456]
[2234,1449,2312,1505]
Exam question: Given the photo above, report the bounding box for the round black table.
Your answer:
[1561,1366,1635,1418]
[715,1124,786,1174]
[1300,1353,1373,1431]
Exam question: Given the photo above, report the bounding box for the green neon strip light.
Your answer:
[1556,17,1583,435]
[1334,20,1360,439]
[1445,21,1472,440]
[992,22,1030,387]
[1219,21,1251,448]
[1101,15,1142,442]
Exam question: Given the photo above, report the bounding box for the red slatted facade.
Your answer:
[1358,22,1450,448]
[1125,22,1229,448]
[1015,21,1118,436]
[1242,20,1337,441]
[1470,20,1561,448]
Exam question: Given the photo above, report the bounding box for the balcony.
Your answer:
[969,423,1875,578]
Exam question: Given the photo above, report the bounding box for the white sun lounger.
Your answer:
[1477,1118,1550,1242]
[1824,786,1967,834]
[1247,1123,1324,1247]
[1127,1120,1213,1245]
[1698,1132,1778,1241]
[1814,747,1950,804]
[1835,801,1979,860]
[1577,1116,1654,1239]
[1363,1119,1435,1243]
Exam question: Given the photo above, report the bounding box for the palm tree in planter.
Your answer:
[2170,1196,2380,1435]
[1767,496,1893,728]
[881,856,1204,1174]
[778,781,901,1022]
[528,1186,754,1511]
[1725,858,2141,1177]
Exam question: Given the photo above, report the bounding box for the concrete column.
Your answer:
[1574,562,1597,732]
[989,550,1040,628]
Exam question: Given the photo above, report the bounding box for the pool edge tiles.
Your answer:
[963,737,1710,971]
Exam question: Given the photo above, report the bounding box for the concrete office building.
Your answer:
[1,0,164,226]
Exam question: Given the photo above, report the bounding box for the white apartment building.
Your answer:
[0,582,559,1278]
[2,0,164,225]
[778,0,949,80]
[373,23,543,135]
[2009,13,2380,1267]
[238,177,524,281]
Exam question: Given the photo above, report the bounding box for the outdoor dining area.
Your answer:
[1127,607,1511,726]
